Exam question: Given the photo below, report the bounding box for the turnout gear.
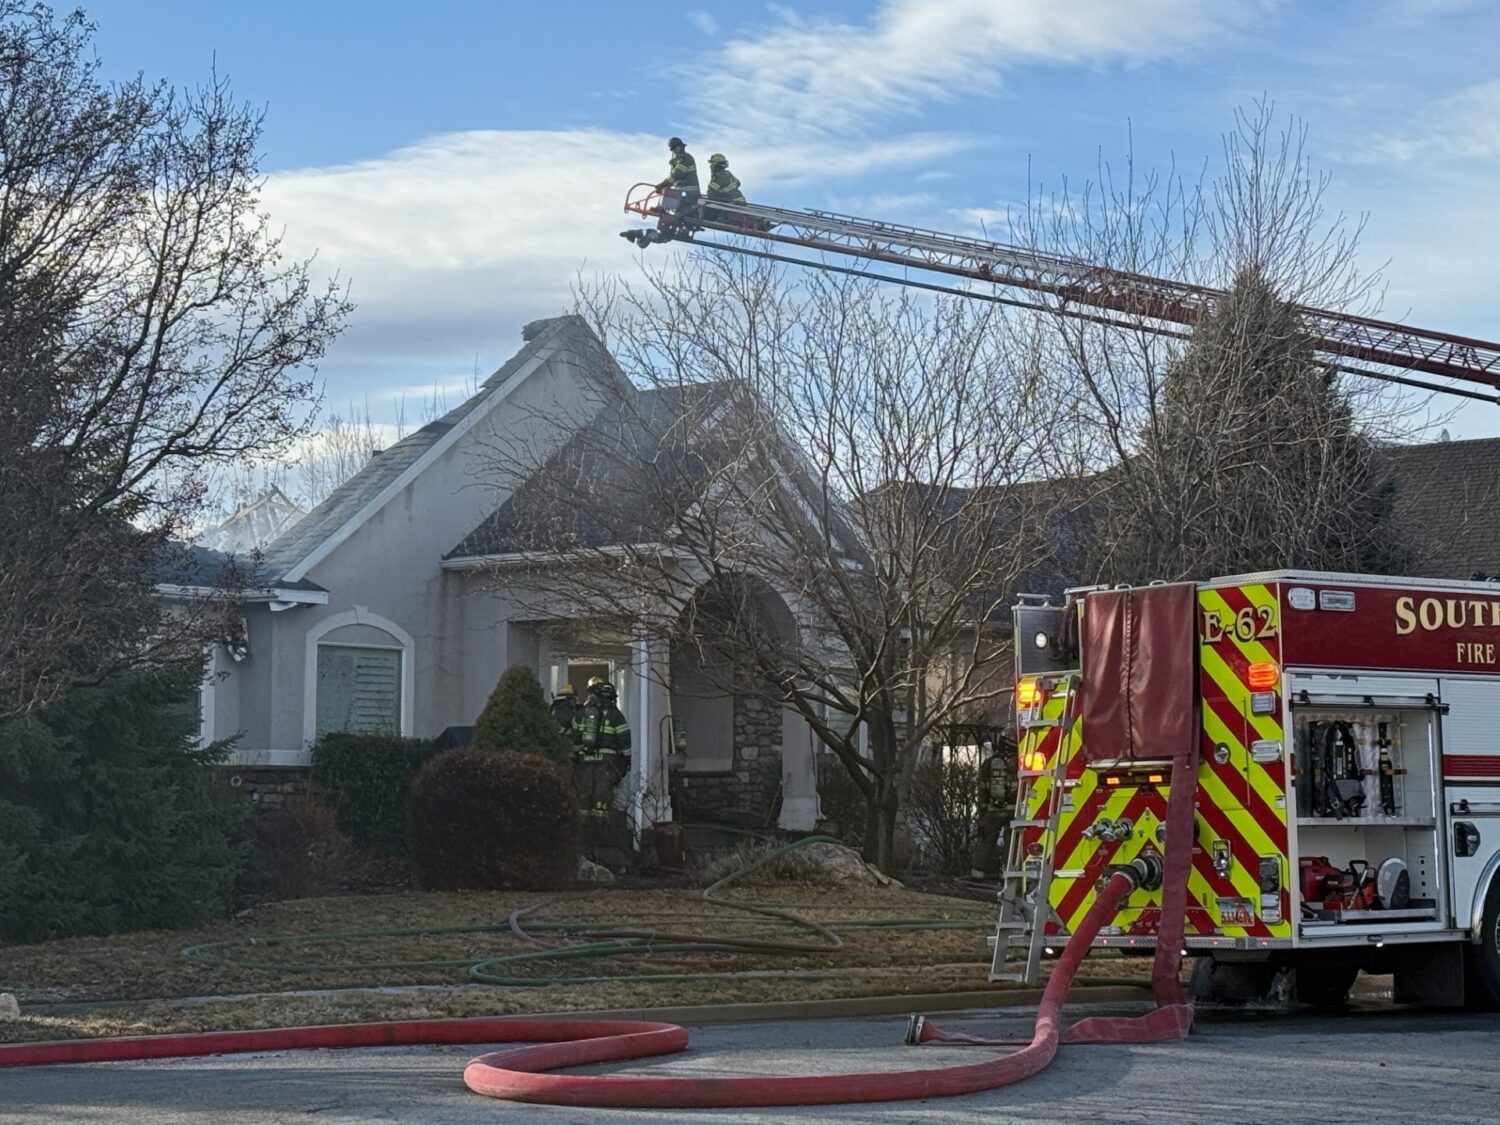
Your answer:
[551,690,581,745]
[706,164,744,206]
[657,140,699,196]
[574,682,632,763]
[971,739,1016,881]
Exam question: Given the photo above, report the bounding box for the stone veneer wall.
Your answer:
[670,693,783,827]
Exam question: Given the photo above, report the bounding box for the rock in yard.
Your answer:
[781,842,900,887]
[578,856,616,883]
[0,993,18,1022]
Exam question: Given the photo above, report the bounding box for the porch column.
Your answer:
[628,631,673,837]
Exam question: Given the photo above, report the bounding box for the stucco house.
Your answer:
[190,315,823,833]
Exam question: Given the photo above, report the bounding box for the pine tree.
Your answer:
[1103,267,1408,583]
[0,662,242,942]
[471,664,574,764]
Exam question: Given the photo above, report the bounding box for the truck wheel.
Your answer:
[1295,965,1359,1006]
[1466,876,1500,1009]
[1189,957,1278,1002]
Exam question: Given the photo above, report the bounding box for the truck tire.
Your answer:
[1295,965,1359,1006]
[1466,876,1500,1009]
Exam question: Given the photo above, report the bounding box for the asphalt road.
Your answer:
[7,1002,1500,1124]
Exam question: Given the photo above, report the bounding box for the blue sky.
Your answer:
[79,0,1500,437]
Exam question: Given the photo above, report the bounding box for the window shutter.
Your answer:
[316,646,402,738]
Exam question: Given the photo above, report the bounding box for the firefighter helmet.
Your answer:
[709,153,728,166]
[588,675,608,689]
[667,136,685,150]
[556,682,576,697]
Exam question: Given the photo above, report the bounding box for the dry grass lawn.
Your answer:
[0,882,1156,1044]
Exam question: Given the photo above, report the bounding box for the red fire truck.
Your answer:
[994,570,1500,1007]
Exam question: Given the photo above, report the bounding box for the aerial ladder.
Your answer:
[622,184,1500,404]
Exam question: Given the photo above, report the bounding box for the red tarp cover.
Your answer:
[1079,584,1197,764]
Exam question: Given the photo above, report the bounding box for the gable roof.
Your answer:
[448,380,737,558]
[259,315,602,583]
[1382,435,1500,579]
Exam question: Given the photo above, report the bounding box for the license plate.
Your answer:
[1216,897,1255,926]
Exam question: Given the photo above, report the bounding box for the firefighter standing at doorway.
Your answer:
[971,736,1016,881]
[550,682,581,745]
[574,676,633,812]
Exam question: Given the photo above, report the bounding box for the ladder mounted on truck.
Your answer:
[989,673,1079,984]
[622,184,1500,404]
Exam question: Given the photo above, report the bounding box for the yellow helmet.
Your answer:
[587,675,608,689]
[708,153,728,166]
[557,682,576,697]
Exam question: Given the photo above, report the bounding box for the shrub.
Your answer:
[407,748,579,890]
[0,663,241,943]
[311,732,435,855]
[471,664,573,763]
[238,797,359,902]
[906,754,980,876]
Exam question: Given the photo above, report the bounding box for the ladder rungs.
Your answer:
[989,971,1031,983]
[1009,818,1047,829]
[993,919,1029,930]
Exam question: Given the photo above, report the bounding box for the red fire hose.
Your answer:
[1,864,1192,1108]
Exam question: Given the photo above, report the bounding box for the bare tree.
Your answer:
[478,256,1064,871]
[0,4,349,717]
[1012,101,1429,584]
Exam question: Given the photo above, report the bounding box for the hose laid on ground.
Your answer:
[0,869,1182,1108]
[180,836,996,986]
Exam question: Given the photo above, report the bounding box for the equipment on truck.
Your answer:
[994,571,1500,1008]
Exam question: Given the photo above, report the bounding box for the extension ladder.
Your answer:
[989,674,1079,984]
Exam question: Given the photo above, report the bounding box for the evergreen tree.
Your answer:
[471,664,574,764]
[1102,268,1408,583]
[0,662,242,942]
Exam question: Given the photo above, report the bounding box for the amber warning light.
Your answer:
[1247,661,1280,690]
[1016,678,1045,709]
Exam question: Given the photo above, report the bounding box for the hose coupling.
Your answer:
[1107,853,1164,892]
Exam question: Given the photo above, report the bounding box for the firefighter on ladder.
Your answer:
[656,136,699,219]
[573,676,632,813]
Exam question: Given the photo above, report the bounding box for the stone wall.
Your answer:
[216,764,311,811]
[670,693,782,827]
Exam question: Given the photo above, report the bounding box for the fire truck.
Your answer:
[995,572,1500,1007]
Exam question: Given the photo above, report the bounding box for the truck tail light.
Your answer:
[1247,661,1280,690]
[1016,678,1045,709]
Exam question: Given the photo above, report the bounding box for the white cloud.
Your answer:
[262,127,967,403]
[692,0,1264,143]
[687,9,718,36]
[1365,79,1500,163]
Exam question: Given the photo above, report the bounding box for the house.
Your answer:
[190,316,823,832]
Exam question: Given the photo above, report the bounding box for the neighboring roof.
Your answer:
[1381,435,1500,580]
[259,315,603,582]
[448,380,739,558]
[197,486,305,555]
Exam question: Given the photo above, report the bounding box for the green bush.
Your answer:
[310,732,435,855]
[0,664,242,943]
[471,664,573,763]
[407,748,579,890]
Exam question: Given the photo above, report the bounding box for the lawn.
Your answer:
[2,880,1140,1043]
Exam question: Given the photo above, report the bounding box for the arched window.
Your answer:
[304,608,415,744]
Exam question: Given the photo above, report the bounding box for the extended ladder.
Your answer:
[989,674,1079,984]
